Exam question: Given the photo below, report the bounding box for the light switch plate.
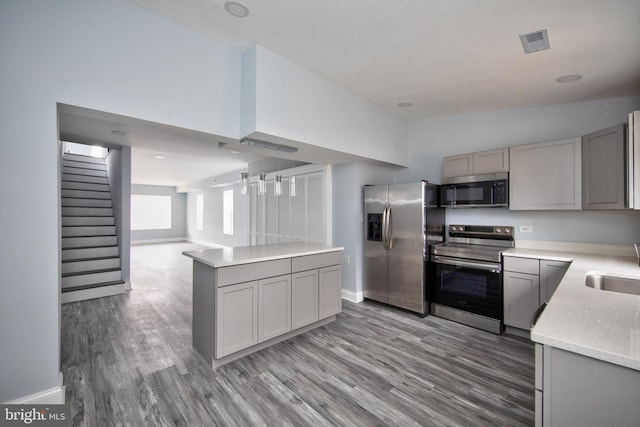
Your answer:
[520,225,533,233]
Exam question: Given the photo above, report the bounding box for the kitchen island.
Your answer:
[504,244,640,427]
[183,242,343,368]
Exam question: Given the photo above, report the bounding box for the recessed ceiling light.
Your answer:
[111,130,126,136]
[556,74,583,83]
[398,102,413,108]
[154,155,166,159]
[224,1,250,18]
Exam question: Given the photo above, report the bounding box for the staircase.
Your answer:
[61,153,125,303]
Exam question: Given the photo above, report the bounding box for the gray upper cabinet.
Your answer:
[473,147,509,175]
[442,153,473,178]
[582,124,626,210]
[442,148,509,178]
[510,138,582,210]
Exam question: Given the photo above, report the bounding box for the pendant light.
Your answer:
[240,171,249,195]
[289,175,296,197]
[274,175,282,196]
[258,172,266,195]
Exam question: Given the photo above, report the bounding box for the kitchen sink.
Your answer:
[585,272,640,296]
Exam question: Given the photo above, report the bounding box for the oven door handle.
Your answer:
[433,255,501,273]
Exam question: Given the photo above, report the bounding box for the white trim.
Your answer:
[131,237,188,245]
[61,283,125,304]
[341,289,363,303]
[6,373,65,404]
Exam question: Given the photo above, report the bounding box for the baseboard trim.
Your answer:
[6,372,65,404]
[131,237,187,245]
[61,282,125,303]
[185,238,229,249]
[341,289,363,303]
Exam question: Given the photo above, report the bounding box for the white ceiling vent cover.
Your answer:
[520,29,550,54]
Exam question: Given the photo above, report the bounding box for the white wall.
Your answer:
[131,184,187,243]
[244,46,409,167]
[0,0,241,403]
[186,184,250,247]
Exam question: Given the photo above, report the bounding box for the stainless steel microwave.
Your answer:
[440,172,508,208]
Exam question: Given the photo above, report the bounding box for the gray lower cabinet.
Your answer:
[537,344,640,426]
[539,260,570,303]
[504,271,540,330]
[216,280,259,358]
[258,274,291,343]
[192,249,342,365]
[504,256,570,331]
[319,265,342,318]
[291,269,319,329]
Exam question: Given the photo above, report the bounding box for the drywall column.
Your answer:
[106,147,131,288]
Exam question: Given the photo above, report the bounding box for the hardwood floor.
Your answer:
[61,242,535,426]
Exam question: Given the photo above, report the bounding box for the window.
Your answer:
[196,194,204,231]
[131,195,171,230]
[223,189,234,235]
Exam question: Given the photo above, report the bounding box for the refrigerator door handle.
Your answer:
[386,206,393,250]
[381,205,389,249]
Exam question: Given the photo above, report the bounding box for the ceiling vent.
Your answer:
[520,29,550,54]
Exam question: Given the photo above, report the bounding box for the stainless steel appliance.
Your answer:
[363,181,445,315]
[440,172,508,208]
[431,224,514,334]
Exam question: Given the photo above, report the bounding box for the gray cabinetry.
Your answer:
[510,138,582,210]
[216,281,259,358]
[504,270,539,330]
[582,124,626,209]
[319,265,342,318]
[188,246,343,367]
[258,274,291,342]
[539,260,570,303]
[442,153,473,177]
[473,147,509,175]
[504,256,569,331]
[538,345,640,427]
[442,147,509,178]
[291,269,319,329]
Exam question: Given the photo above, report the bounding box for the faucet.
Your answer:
[635,243,640,266]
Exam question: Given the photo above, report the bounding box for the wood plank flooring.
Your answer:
[61,242,535,426]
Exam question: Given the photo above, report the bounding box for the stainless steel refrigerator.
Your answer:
[363,181,445,315]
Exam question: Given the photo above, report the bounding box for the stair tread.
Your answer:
[62,256,120,263]
[61,280,125,293]
[62,267,121,277]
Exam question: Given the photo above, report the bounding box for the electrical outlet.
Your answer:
[345,255,351,264]
[519,225,533,233]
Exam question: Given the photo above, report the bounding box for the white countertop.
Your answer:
[503,247,640,370]
[183,242,343,268]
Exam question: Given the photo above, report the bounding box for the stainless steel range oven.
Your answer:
[431,225,514,334]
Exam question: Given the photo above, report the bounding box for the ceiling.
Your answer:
[125,0,640,118]
[62,0,640,187]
